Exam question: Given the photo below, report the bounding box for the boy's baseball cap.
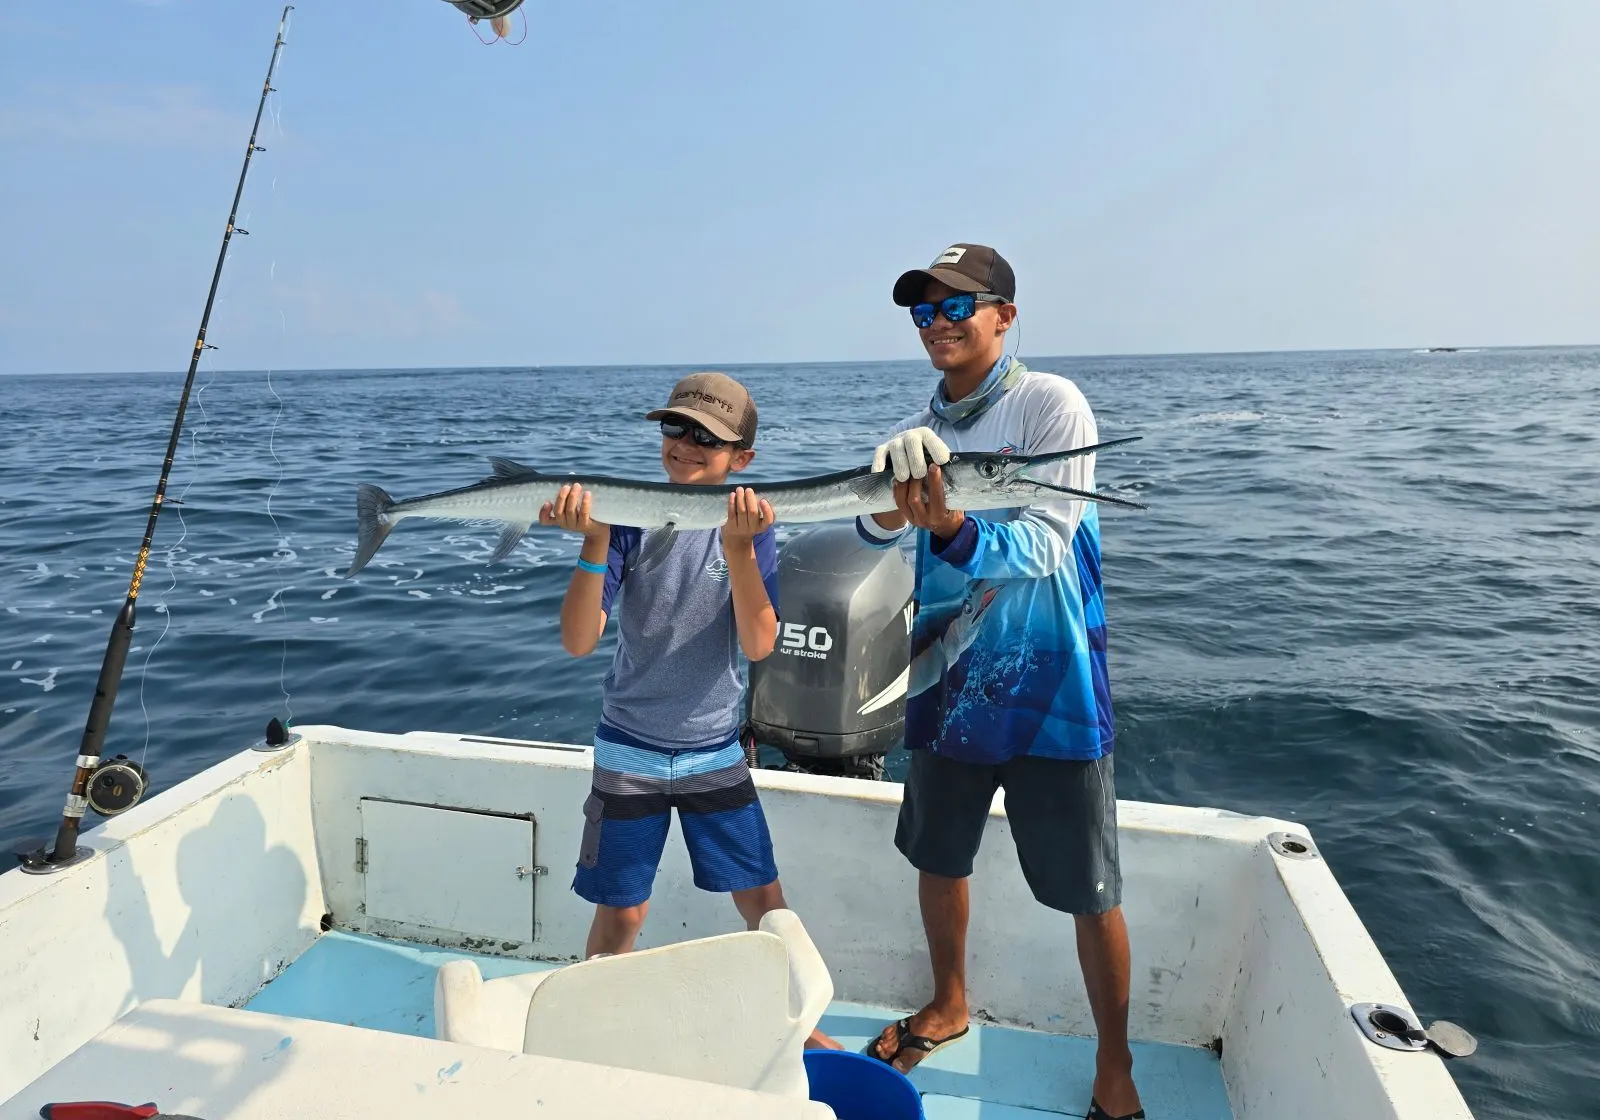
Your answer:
[645,371,759,448]
[892,243,1017,306]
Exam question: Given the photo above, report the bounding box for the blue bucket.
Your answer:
[803,1049,924,1120]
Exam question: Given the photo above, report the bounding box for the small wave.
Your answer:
[251,587,294,623]
[21,667,59,692]
[407,589,432,599]
[9,660,20,671]
[310,616,339,624]
[1192,410,1265,423]
[32,634,52,644]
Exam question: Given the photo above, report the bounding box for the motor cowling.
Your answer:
[747,524,913,774]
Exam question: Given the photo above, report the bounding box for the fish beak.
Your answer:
[1011,434,1147,508]
[1021,476,1148,510]
[1020,435,1142,469]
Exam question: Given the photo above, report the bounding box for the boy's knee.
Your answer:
[599,903,648,931]
[734,880,786,916]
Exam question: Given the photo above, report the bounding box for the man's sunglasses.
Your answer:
[660,420,734,449]
[909,292,1007,329]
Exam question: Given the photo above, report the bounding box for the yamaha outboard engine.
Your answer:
[747,523,913,780]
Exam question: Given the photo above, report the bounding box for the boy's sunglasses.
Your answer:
[909,292,1007,329]
[660,420,733,449]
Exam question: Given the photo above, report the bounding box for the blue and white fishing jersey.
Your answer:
[857,365,1114,764]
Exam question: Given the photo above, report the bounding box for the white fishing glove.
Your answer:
[872,427,951,482]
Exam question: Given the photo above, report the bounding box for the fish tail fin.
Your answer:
[346,483,397,577]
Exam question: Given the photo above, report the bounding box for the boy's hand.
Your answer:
[722,486,775,545]
[539,483,608,539]
[894,463,965,541]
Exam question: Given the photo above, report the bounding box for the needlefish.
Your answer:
[342,438,1144,577]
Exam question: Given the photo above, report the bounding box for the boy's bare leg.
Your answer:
[586,902,649,958]
[732,880,843,1050]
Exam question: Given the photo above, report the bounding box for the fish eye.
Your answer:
[977,460,1000,480]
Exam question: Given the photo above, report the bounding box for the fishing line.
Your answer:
[261,34,297,731]
[265,360,294,728]
[134,302,223,774]
[468,3,528,44]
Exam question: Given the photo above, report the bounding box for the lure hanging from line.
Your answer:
[443,0,527,42]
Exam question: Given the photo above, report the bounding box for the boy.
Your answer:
[539,372,838,1048]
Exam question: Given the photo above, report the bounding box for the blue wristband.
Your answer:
[575,557,607,575]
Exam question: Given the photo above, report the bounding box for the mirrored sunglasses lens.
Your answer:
[910,303,937,328]
[942,294,977,322]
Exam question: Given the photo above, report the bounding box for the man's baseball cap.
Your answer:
[892,243,1016,307]
[645,371,759,448]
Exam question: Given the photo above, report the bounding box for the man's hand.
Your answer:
[722,486,775,546]
[539,483,608,540]
[872,426,951,482]
[895,463,965,541]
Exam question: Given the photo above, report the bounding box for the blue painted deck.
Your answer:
[247,931,1233,1119]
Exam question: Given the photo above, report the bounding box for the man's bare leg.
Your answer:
[1076,906,1142,1117]
[869,871,971,1073]
[732,880,842,1050]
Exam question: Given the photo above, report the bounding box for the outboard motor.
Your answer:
[747,523,914,780]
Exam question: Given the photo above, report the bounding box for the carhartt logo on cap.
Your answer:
[932,246,967,266]
[672,388,737,416]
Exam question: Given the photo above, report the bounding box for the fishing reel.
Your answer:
[86,754,148,817]
[443,0,525,16]
[442,0,526,41]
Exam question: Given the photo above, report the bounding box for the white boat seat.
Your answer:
[433,908,833,1099]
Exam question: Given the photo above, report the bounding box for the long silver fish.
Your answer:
[343,437,1144,577]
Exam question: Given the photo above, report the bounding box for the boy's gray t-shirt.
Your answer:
[597,525,780,751]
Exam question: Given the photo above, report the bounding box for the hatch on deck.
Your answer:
[358,798,539,944]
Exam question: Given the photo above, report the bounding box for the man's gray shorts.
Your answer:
[894,749,1122,915]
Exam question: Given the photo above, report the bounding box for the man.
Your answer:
[858,244,1143,1120]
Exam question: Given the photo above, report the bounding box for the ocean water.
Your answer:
[2,350,1597,1118]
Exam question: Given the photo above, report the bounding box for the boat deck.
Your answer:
[245,931,1235,1119]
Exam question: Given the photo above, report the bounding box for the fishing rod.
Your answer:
[17,6,295,874]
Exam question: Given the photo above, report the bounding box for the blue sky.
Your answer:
[1,1,1596,374]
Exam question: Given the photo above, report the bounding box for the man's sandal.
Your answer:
[865,1017,971,1070]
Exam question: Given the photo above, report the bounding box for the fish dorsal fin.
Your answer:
[488,521,532,565]
[632,522,677,576]
[489,456,541,479]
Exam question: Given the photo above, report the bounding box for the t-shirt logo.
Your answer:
[705,557,729,582]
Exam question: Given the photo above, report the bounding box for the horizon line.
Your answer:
[4,340,1595,378]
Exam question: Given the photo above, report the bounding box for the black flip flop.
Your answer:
[1086,1098,1146,1120]
[865,1016,971,1069]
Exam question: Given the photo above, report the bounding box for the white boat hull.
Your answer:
[0,725,1476,1118]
